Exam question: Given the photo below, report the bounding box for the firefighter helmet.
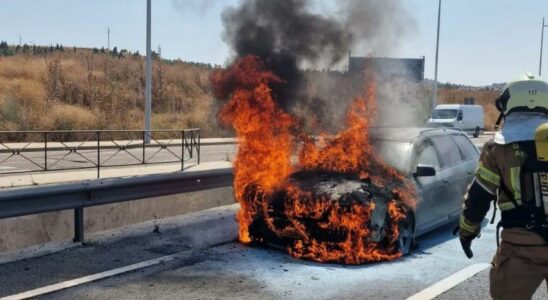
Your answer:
[495,73,548,116]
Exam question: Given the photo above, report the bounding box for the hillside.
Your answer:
[0,45,227,137]
[0,44,503,136]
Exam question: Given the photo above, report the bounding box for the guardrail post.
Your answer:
[181,130,185,171]
[96,131,100,179]
[142,131,146,164]
[197,130,201,165]
[44,132,48,171]
[73,207,85,243]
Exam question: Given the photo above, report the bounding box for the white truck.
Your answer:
[427,104,484,137]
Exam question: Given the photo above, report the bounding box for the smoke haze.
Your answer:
[219,0,420,131]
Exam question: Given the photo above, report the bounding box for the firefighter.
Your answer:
[455,73,548,300]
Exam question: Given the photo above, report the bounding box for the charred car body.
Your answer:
[249,127,479,258]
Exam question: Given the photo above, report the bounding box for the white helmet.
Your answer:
[495,73,548,116]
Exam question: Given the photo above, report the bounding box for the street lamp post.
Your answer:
[432,0,442,110]
[145,0,152,144]
[539,17,548,77]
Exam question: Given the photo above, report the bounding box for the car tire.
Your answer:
[398,212,415,255]
[473,126,480,138]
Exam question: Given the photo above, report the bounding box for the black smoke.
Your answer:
[221,0,354,106]
[220,0,416,129]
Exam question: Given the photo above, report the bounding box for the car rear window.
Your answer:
[431,135,462,168]
[451,134,479,161]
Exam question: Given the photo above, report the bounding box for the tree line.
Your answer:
[0,41,220,69]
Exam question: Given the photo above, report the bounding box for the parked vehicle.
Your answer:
[370,127,480,253]
[427,104,484,137]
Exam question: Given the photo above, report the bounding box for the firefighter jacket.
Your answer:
[460,139,547,245]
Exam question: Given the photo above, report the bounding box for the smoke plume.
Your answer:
[218,0,417,130]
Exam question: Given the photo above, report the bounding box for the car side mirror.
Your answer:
[457,113,463,121]
[414,164,436,177]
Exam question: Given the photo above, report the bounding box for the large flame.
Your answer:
[213,55,415,264]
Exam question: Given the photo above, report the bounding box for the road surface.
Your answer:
[0,205,545,300]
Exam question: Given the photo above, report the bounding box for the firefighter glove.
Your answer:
[453,225,476,259]
[459,235,474,259]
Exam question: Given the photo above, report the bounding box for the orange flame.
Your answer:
[213,55,415,264]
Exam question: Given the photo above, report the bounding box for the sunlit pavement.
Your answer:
[6,208,536,300]
[34,221,496,299]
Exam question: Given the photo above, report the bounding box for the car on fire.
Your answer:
[248,126,480,262]
[370,127,480,254]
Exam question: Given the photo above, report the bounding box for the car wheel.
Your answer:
[398,212,415,255]
[473,126,480,138]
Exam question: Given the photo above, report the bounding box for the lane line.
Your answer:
[406,263,491,300]
[0,253,181,300]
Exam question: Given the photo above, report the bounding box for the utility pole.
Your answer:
[145,0,152,144]
[432,0,442,110]
[107,27,111,50]
[539,17,548,76]
[18,34,22,46]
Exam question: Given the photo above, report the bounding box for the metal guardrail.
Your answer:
[0,168,233,243]
[0,129,200,178]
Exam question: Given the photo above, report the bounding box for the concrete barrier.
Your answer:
[0,186,235,254]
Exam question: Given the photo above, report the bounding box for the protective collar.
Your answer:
[494,112,548,144]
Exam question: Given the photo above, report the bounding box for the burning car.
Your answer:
[246,127,479,263]
[212,56,479,265]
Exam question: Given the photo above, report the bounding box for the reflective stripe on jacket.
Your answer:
[460,139,546,244]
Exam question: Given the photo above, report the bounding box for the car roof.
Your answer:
[435,104,461,109]
[369,127,464,143]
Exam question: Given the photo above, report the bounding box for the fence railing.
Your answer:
[0,129,200,178]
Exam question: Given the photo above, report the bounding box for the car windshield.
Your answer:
[371,140,412,175]
[432,109,458,119]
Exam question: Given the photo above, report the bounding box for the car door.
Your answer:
[431,134,468,220]
[411,139,443,232]
[456,109,464,129]
[450,134,481,213]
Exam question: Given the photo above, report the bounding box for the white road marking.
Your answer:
[0,253,181,300]
[406,263,491,300]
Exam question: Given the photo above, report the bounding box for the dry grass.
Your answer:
[0,51,226,137]
[0,50,502,138]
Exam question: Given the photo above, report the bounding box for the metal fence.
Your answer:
[0,129,200,178]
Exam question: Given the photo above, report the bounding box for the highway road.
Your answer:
[0,205,545,300]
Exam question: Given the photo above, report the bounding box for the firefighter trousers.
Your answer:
[490,241,548,300]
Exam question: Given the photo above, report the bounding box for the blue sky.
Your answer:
[0,0,547,86]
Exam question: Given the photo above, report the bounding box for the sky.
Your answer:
[0,0,547,86]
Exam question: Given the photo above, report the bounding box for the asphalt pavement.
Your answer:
[2,204,546,300]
